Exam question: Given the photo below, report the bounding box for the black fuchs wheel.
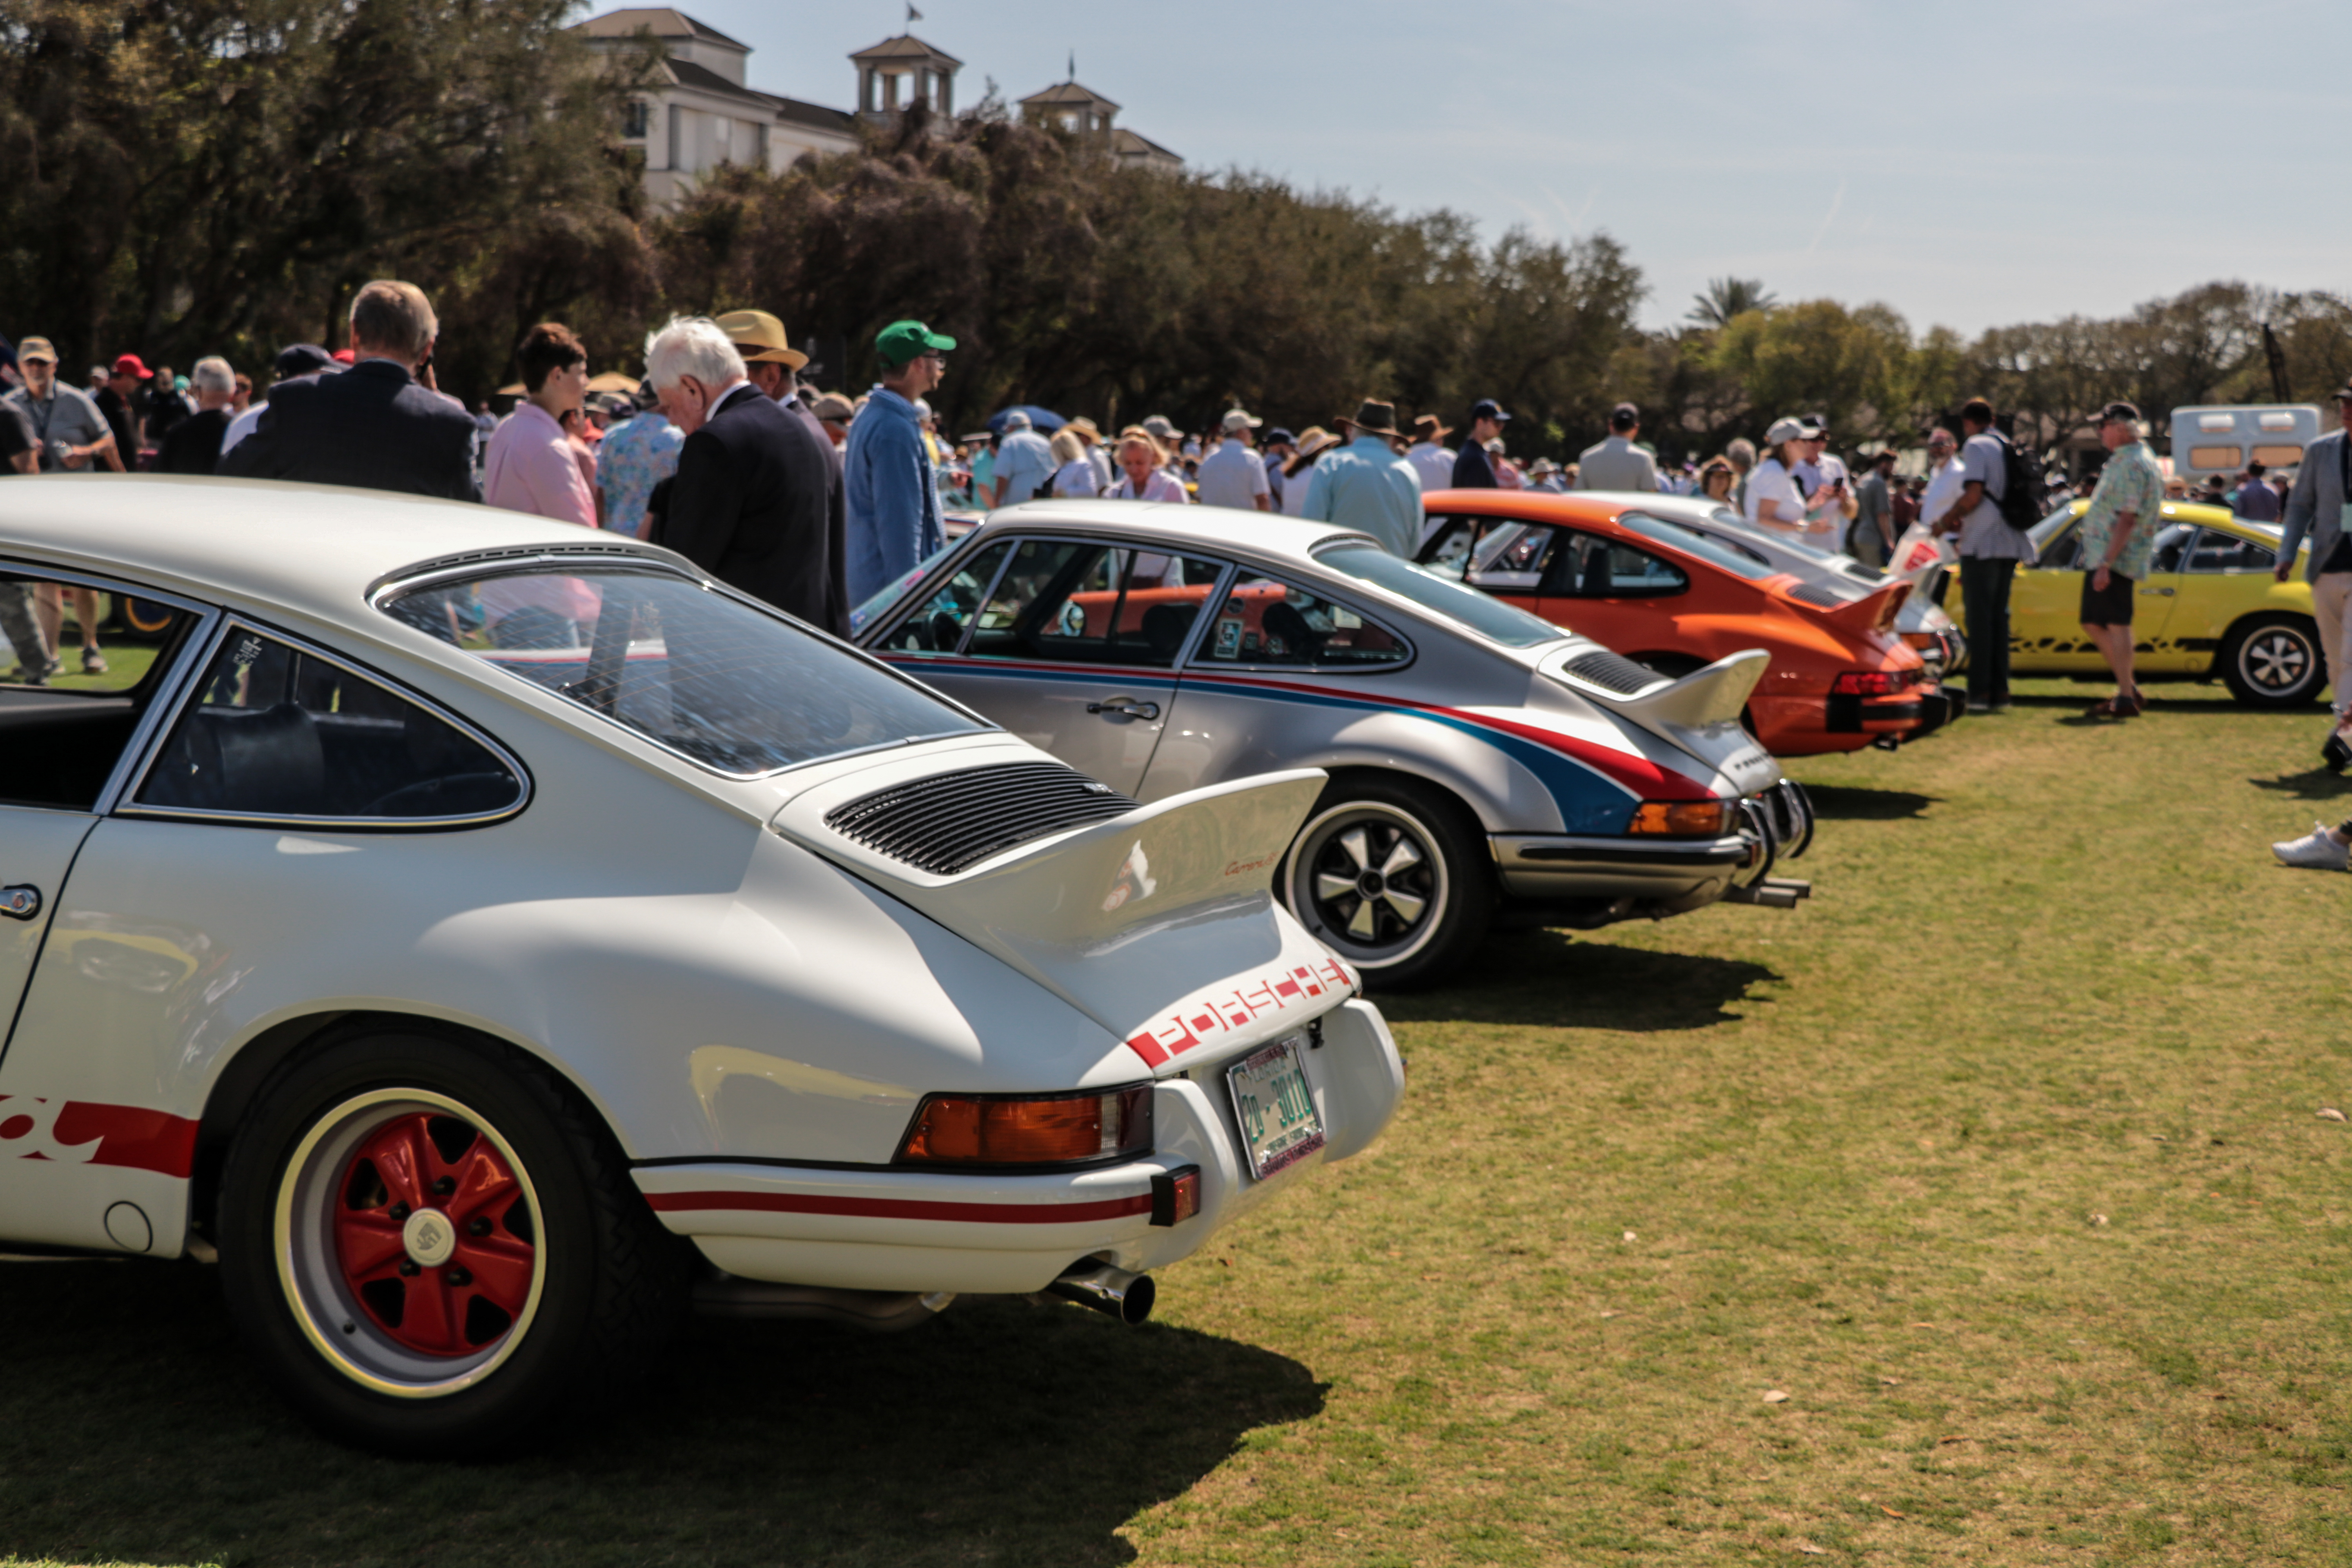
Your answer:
[215,1025,686,1456]
[1281,775,1495,990]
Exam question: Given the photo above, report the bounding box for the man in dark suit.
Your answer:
[220,279,477,501]
[646,316,846,635]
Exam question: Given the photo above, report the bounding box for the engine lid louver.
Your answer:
[824,761,1139,875]
[1786,581,1848,609]
[1559,650,1669,696]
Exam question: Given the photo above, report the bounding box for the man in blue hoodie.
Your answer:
[845,319,955,606]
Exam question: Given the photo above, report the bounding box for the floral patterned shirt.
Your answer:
[2078,440,2163,580]
[593,411,684,539]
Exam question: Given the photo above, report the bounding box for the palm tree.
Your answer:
[1688,277,1778,329]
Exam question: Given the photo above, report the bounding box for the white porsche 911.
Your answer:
[0,476,1403,1453]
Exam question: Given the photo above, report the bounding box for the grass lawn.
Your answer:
[9,675,2352,1565]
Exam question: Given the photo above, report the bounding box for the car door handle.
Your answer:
[2138,587,2175,596]
[0,885,40,921]
[1086,699,1161,721]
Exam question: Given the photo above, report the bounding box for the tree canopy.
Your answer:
[3,0,2344,458]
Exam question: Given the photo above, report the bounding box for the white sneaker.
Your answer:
[2273,823,2350,871]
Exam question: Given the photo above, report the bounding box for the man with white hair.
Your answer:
[991,410,1054,507]
[220,279,477,499]
[1195,408,1273,512]
[646,315,844,635]
[156,356,238,475]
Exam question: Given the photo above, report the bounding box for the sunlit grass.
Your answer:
[6,674,2352,1564]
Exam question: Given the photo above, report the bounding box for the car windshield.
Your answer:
[1700,506,1839,564]
[1616,512,1777,579]
[849,541,962,637]
[381,565,986,776]
[1313,541,1564,648]
[2029,504,2083,549]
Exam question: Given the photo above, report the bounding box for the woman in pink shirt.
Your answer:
[481,323,600,646]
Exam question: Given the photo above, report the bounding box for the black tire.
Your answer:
[215,1024,685,1457]
[2218,613,2327,708]
[1280,775,1494,991]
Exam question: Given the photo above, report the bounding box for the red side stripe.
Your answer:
[881,653,1711,801]
[643,1189,1155,1225]
[49,1102,200,1177]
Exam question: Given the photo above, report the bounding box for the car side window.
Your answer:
[875,539,1013,654]
[965,539,1224,666]
[1546,530,1688,598]
[1201,576,1410,668]
[133,628,524,823]
[0,568,203,811]
[1464,523,1558,592]
[2183,526,2274,574]
[2038,523,2083,570]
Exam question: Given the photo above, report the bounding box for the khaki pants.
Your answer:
[2316,572,2352,716]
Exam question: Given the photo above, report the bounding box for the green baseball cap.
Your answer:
[875,319,956,370]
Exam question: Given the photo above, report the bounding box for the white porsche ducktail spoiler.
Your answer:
[1604,648,1768,733]
[771,760,1332,1033]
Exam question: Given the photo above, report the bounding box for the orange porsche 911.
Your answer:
[1418,491,1956,757]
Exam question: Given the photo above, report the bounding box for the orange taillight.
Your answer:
[1626,800,1733,838]
[898,1086,1153,1166]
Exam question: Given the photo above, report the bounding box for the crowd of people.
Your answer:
[5,283,2348,772]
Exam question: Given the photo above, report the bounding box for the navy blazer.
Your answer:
[218,360,478,502]
[663,384,847,635]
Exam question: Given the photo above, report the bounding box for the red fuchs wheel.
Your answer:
[332,1110,539,1358]
[274,1089,549,1397]
[220,1029,686,1454]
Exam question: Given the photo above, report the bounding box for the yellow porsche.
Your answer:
[1945,501,2323,707]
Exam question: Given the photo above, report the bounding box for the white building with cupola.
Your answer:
[572,8,1181,209]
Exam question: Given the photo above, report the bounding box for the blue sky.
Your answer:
[651,0,2351,339]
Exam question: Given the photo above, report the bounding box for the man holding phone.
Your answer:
[1794,418,1857,551]
[2278,379,2352,763]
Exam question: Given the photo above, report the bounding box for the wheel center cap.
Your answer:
[403,1208,457,1268]
[1357,871,1385,899]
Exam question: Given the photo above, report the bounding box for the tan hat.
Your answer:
[1067,416,1103,444]
[1294,426,1341,457]
[809,392,856,422]
[15,336,57,365]
[1220,408,1263,433]
[714,309,808,370]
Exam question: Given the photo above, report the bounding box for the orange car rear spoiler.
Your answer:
[1819,579,1911,635]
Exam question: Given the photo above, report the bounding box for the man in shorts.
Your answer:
[2075,401,2164,719]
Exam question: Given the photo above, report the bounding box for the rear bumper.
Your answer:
[633,999,1403,1295]
[1493,833,1751,902]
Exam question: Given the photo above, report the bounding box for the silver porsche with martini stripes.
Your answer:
[854,503,1819,988]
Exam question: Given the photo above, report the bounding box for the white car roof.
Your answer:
[976,499,1373,569]
[0,475,673,632]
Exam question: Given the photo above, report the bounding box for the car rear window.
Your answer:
[381,565,985,776]
[1313,541,1563,648]
[1616,513,1776,579]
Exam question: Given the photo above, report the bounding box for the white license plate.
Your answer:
[1225,1035,1326,1180]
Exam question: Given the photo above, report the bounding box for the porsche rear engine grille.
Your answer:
[1786,581,1847,610]
[825,762,1138,875]
[1560,650,1668,695]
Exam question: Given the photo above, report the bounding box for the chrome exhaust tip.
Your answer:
[1047,1261,1155,1326]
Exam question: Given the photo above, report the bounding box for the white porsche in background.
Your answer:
[0,476,1403,1454]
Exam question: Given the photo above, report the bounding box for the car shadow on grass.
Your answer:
[1377,932,1779,1031]
[0,1258,1322,1568]
[1799,783,1939,820]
